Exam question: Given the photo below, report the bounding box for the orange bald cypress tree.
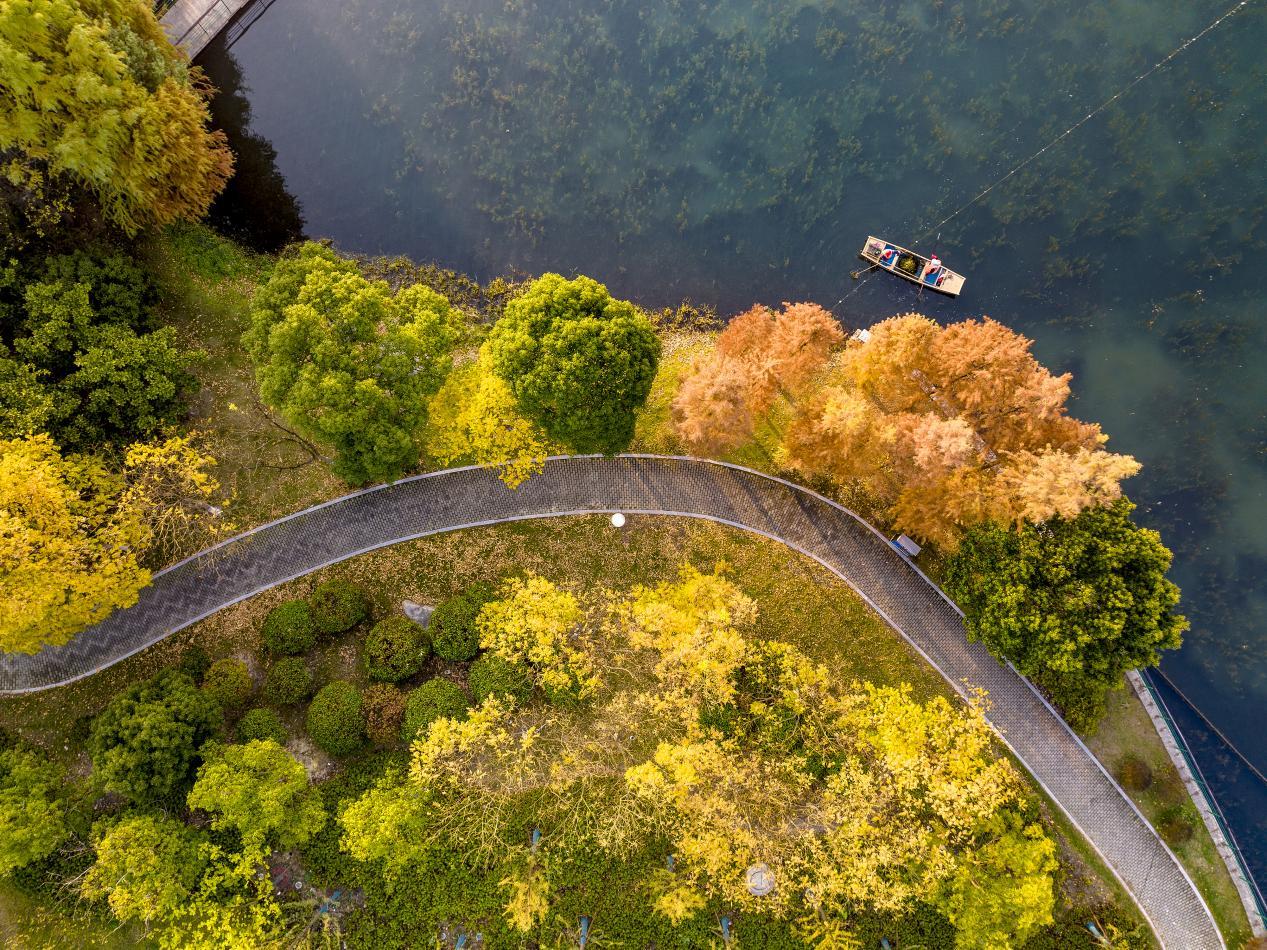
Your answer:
[673,302,844,453]
[781,314,1136,547]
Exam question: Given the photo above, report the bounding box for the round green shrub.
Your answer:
[1158,812,1195,846]
[201,658,253,709]
[1117,755,1153,793]
[262,600,317,655]
[264,657,313,706]
[176,644,211,684]
[237,707,286,744]
[430,582,497,662]
[306,681,364,757]
[364,616,431,683]
[468,654,533,705]
[402,679,469,743]
[363,684,407,745]
[310,581,369,635]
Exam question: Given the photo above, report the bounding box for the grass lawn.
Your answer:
[1,516,1150,945]
[0,881,148,950]
[1086,686,1256,948]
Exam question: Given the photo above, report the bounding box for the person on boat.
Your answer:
[880,247,897,265]
[926,254,942,276]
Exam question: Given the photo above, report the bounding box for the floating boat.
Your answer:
[859,236,965,297]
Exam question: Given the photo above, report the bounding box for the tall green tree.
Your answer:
[5,261,196,448]
[82,814,208,928]
[0,743,69,877]
[0,0,232,235]
[90,670,222,803]
[485,273,660,454]
[187,740,325,849]
[243,243,459,484]
[946,498,1187,729]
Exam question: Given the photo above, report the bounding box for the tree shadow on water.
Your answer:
[198,37,305,253]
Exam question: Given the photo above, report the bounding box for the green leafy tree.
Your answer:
[82,814,208,928]
[0,0,233,234]
[243,243,459,484]
[0,352,54,437]
[933,813,1058,949]
[0,744,68,876]
[83,813,284,947]
[485,273,660,453]
[306,681,365,757]
[187,740,325,849]
[10,278,197,447]
[90,669,222,802]
[946,498,1187,729]
[57,323,198,447]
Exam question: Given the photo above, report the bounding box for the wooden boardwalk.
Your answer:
[0,456,1226,948]
[161,0,251,58]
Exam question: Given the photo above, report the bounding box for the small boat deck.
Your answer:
[860,235,965,297]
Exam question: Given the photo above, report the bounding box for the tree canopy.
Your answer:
[90,669,222,802]
[0,743,68,877]
[0,433,218,653]
[485,273,660,454]
[945,498,1187,728]
[674,302,843,453]
[0,433,149,653]
[427,353,554,488]
[1,249,198,449]
[243,242,459,484]
[0,0,232,234]
[188,739,326,849]
[777,313,1139,547]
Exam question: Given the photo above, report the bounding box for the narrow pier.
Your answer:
[160,0,251,58]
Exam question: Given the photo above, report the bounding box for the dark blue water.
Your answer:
[198,0,1267,896]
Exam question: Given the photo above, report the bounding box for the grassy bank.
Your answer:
[1087,687,1256,947]
[1,517,1149,945]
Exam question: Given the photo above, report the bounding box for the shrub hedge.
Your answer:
[265,657,313,706]
[402,679,469,743]
[201,658,253,709]
[467,654,533,705]
[310,581,370,635]
[430,582,496,662]
[237,707,286,744]
[262,600,317,655]
[307,681,365,757]
[364,616,432,683]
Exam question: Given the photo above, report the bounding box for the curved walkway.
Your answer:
[0,456,1221,948]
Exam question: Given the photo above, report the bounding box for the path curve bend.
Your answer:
[0,455,1221,948]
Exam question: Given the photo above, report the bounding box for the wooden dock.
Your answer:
[161,0,251,58]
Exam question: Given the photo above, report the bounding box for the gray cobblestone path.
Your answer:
[0,456,1222,948]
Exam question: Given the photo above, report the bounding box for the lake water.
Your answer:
[198,0,1267,897]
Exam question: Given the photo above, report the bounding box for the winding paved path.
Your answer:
[0,456,1221,948]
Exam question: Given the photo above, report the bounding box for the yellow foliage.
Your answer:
[650,868,708,924]
[620,564,756,705]
[500,856,552,932]
[478,575,598,698]
[427,353,554,488]
[0,434,149,653]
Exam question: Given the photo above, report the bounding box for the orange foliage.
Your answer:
[673,302,844,452]
[781,313,1136,547]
